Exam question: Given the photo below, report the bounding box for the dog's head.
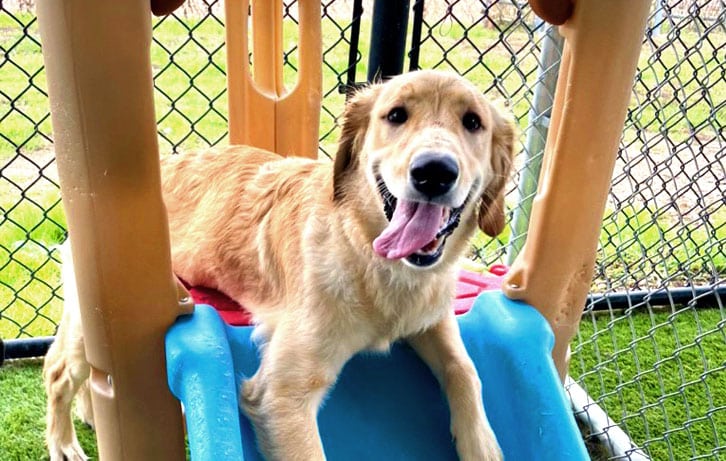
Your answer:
[334,70,515,269]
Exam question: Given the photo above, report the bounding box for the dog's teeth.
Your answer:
[419,237,442,255]
[440,208,450,227]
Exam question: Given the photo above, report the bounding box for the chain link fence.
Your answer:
[0,0,723,459]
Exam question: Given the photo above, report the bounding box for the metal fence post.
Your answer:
[506,22,564,264]
[367,0,411,81]
[652,0,666,37]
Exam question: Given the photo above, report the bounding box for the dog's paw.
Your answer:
[48,439,88,461]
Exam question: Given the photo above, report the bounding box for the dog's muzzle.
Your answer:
[373,174,472,268]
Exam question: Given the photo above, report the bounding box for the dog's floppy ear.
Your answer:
[478,105,516,237]
[333,85,381,201]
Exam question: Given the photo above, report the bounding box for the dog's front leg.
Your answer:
[408,311,502,461]
[43,250,92,461]
[43,315,91,461]
[241,322,350,461]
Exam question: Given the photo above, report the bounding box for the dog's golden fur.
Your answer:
[44,70,515,461]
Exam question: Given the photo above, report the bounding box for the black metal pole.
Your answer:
[367,0,411,81]
[408,0,425,71]
[587,285,724,311]
[2,336,54,362]
[345,0,365,94]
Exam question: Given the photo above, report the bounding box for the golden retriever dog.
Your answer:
[44,69,514,461]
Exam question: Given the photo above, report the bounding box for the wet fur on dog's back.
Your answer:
[44,70,515,461]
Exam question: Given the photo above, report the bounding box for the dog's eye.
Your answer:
[462,112,482,132]
[386,107,408,125]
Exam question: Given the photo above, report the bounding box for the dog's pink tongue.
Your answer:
[373,199,442,260]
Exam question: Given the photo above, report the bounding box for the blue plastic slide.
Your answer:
[166,291,589,460]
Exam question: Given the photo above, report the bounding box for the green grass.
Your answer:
[0,359,98,461]
[471,204,726,288]
[572,308,725,460]
[1,186,66,340]
[0,12,53,159]
[3,11,724,160]
[628,32,726,144]
[595,205,726,289]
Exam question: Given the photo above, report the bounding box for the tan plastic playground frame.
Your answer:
[36,0,650,459]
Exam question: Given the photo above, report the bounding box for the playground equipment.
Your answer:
[225,1,321,156]
[166,290,588,460]
[502,1,653,378]
[36,0,650,459]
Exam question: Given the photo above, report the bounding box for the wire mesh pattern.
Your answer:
[0,5,62,341]
[0,1,723,460]
[570,1,725,458]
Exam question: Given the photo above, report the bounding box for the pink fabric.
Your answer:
[180,266,509,326]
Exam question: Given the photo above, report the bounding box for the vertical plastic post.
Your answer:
[274,0,322,157]
[36,1,187,459]
[252,1,286,96]
[226,0,322,158]
[503,0,651,379]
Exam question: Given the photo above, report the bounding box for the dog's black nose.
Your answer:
[410,153,459,198]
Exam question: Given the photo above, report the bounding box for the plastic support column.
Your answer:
[226,0,322,158]
[36,1,189,458]
[504,0,651,379]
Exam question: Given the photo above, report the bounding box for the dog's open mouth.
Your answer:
[373,175,467,267]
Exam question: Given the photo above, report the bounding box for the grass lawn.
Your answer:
[0,359,98,461]
[1,188,66,340]
[2,9,724,159]
[572,308,725,460]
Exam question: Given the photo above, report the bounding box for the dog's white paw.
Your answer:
[48,439,88,461]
